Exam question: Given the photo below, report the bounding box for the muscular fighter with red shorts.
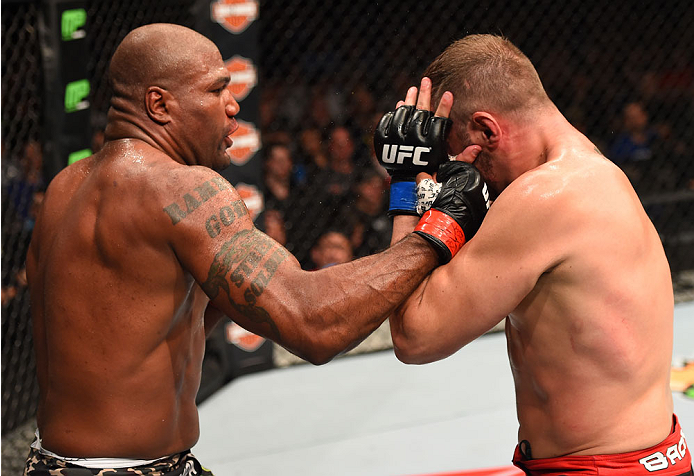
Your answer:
[377,34,692,476]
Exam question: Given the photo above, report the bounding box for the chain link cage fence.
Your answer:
[2,0,44,448]
[260,0,694,273]
[1,0,199,470]
[2,0,694,470]
[265,0,694,359]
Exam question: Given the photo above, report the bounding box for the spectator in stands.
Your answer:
[1,150,42,313]
[262,143,296,213]
[347,84,377,143]
[1,284,17,307]
[307,87,335,132]
[1,140,19,189]
[346,168,391,258]
[650,119,691,191]
[1,267,29,324]
[259,84,280,131]
[259,83,292,145]
[6,141,44,221]
[609,101,666,193]
[1,142,45,310]
[635,71,694,190]
[297,127,328,178]
[610,101,659,164]
[284,127,364,264]
[316,126,359,198]
[2,189,44,302]
[310,230,353,269]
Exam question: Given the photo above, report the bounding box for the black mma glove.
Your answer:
[374,105,452,216]
[414,161,491,263]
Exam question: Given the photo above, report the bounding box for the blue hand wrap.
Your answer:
[389,181,417,215]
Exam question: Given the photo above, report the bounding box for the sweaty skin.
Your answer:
[26,24,439,459]
[390,78,674,458]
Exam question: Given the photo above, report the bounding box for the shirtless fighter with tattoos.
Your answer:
[24,24,489,475]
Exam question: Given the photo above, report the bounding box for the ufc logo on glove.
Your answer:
[374,105,492,262]
[381,145,432,166]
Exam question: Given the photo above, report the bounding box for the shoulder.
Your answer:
[155,165,240,227]
[39,156,95,223]
[486,163,563,223]
[473,152,622,260]
[96,143,244,238]
[498,152,622,216]
[99,142,240,219]
[44,155,90,195]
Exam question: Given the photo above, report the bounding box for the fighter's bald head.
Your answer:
[109,23,220,103]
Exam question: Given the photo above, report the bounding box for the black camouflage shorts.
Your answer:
[24,446,215,476]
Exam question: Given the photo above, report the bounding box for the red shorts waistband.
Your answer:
[512,414,692,475]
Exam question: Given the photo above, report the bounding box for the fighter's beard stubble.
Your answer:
[473,149,500,199]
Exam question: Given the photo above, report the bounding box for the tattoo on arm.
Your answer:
[163,177,235,225]
[201,229,289,342]
[204,201,248,238]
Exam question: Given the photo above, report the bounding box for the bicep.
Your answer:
[394,198,550,362]
[419,235,538,332]
[156,171,286,334]
[194,225,302,345]
[168,192,304,345]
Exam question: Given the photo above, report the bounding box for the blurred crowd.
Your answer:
[536,43,694,195]
[256,79,394,268]
[253,58,694,269]
[2,62,694,310]
[2,141,43,316]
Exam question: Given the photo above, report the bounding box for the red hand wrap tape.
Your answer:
[415,209,466,258]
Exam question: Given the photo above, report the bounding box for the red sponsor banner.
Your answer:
[225,55,257,101]
[225,321,265,352]
[210,0,259,34]
[228,119,261,166]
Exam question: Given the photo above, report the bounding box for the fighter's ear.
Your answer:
[471,112,501,151]
[145,86,172,124]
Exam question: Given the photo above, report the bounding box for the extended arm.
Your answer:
[202,225,437,365]
[166,169,439,364]
[390,183,557,364]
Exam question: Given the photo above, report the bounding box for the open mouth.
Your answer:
[224,119,239,149]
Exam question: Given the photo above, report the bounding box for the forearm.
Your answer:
[282,233,438,364]
[198,225,438,364]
